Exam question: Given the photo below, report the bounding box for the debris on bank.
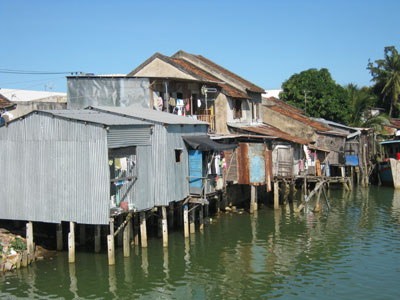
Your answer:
[0,228,53,272]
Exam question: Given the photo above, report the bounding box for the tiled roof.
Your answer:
[0,94,15,109]
[265,104,332,132]
[228,123,312,145]
[263,96,305,115]
[173,51,265,93]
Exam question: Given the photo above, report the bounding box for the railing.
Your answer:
[196,114,215,131]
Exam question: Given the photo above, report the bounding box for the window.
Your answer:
[175,149,183,162]
[233,99,242,119]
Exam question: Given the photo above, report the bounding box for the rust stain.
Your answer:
[237,143,250,185]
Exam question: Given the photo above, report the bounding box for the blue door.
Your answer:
[189,150,203,194]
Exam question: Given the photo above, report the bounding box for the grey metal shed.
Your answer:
[0,110,153,225]
[89,106,209,206]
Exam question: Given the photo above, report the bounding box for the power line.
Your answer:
[0,68,82,75]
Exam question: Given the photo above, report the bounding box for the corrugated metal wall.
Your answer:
[107,125,151,148]
[67,77,151,109]
[149,124,207,207]
[0,113,110,225]
[135,145,154,210]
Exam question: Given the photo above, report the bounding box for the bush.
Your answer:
[10,238,26,252]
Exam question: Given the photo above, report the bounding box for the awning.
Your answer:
[183,135,237,151]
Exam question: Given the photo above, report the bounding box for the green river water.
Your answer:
[1,186,400,299]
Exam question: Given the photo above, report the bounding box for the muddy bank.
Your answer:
[0,228,54,272]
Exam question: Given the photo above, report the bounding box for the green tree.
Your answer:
[367,46,400,118]
[280,68,350,123]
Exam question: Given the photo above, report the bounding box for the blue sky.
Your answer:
[1,0,399,93]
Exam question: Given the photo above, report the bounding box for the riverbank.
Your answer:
[0,228,53,272]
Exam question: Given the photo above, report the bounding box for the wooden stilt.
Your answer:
[107,235,115,265]
[79,224,86,246]
[68,222,75,264]
[250,185,258,213]
[140,211,147,248]
[190,205,195,234]
[199,205,204,232]
[183,204,189,238]
[133,214,139,246]
[117,216,123,247]
[356,166,360,185]
[158,208,163,238]
[162,206,168,248]
[26,221,34,256]
[56,223,63,251]
[94,225,101,253]
[168,202,174,229]
[314,185,323,212]
[216,194,221,214]
[123,219,130,257]
[274,181,279,210]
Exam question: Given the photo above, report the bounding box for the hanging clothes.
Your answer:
[186,99,190,112]
[169,97,176,107]
[197,99,201,108]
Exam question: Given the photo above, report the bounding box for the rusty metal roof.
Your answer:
[228,123,312,145]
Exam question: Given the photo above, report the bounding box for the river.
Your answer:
[1,186,400,299]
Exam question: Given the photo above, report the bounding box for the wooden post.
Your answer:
[216,194,221,214]
[314,185,323,212]
[123,219,130,257]
[56,223,63,251]
[199,205,204,232]
[107,235,115,265]
[341,166,347,190]
[274,181,279,210]
[183,204,189,238]
[250,185,257,213]
[162,206,168,248]
[133,214,139,246]
[140,211,147,248]
[79,224,86,246]
[190,205,195,234]
[168,202,174,229]
[355,166,360,185]
[26,222,34,256]
[68,222,75,264]
[94,225,101,253]
[117,216,123,247]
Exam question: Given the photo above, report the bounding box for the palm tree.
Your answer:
[345,84,389,132]
[367,46,400,117]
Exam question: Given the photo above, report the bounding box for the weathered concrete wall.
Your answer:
[262,106,316,141]
[12,101,67,119]
[215,93,229,134]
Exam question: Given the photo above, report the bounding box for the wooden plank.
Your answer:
[274,181,279,210]
[26,222,34,256]
[123,219,130,257]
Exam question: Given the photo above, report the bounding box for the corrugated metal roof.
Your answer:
[228,123,312,145]
[90,106,209,125]
[39,109,152,126]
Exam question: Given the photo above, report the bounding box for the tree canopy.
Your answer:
[367,46,400,118]
[280,68,350,123]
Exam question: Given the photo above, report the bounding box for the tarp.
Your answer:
[183,135,237,151]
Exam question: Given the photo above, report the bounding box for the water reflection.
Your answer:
[1,186,400,299]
